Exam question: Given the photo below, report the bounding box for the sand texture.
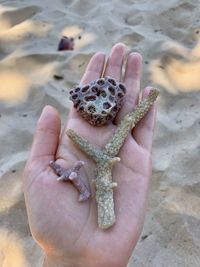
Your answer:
[0,0,200,266]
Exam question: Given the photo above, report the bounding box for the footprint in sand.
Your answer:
[118,31,144,47]
[125,9,143,26]
[0,5,41,32]
[150,36,200,94]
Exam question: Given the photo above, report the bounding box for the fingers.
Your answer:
[103,43,126,80]
[132,87,157,151]
[68,43,138,124]
[80,52,106,85]
[69,52,106,120]
[29,106,61,162]
[69,43,126,121]
[115,52,142,124]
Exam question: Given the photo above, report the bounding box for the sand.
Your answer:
[0,0,200,266]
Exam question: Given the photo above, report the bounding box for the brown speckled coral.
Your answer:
[69,77,126,126]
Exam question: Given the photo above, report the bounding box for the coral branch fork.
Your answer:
[66,88,159,229]
[49,160,91,202]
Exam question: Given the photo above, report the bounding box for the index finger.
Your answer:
[29,106,61,163]
[68,52,106,120]
[81,52,106,84]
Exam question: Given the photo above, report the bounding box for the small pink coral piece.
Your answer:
[49,160,91,202]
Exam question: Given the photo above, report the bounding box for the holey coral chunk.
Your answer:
[66,86,159,229]
[69,77,126,126]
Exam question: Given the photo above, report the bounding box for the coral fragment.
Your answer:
[49,160,91,202]
[67,88,159,229]
[69,77,126,126]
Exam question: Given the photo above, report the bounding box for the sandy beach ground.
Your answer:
[0,0,200,266]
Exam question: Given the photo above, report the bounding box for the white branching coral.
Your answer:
[67,88,159,229]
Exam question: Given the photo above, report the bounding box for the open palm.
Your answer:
[23,43,157,267]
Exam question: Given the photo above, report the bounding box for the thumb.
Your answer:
[29,105,61,163]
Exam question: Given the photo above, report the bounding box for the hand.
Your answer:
[23,43,157,267]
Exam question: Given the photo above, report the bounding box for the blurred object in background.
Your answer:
[58,36,74,51]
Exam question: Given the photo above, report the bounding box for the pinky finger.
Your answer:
[132,87,157,151]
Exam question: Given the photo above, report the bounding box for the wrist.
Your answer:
[43,254,127,267]
[43,253,99,267]
[43,255,81,267]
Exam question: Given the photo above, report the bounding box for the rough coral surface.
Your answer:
[69,77,126,126]
[67,88,159,229]
[49,160,91,202]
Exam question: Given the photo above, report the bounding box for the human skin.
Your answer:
[23,43,157,267]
